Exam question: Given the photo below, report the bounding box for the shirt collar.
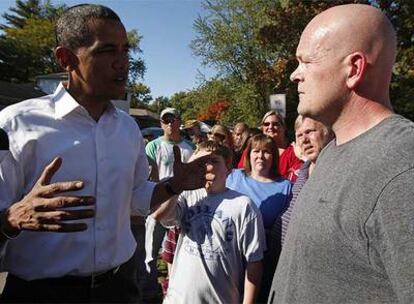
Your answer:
[53,82,118,120]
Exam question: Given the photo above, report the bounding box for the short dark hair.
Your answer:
[56,4,121,50]
[196,140,233,169]
[244,134,279,179]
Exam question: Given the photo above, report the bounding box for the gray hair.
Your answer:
[294,115,333,141]
[56,4,121,50]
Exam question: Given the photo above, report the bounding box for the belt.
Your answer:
[65,266,121,288]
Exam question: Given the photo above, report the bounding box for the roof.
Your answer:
[35,72,68,80]
[0,81,45,109]
[129,108,159,119]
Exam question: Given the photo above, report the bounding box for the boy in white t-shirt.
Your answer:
[153,141,265,304]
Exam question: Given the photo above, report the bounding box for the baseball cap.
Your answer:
[160,107,179,119]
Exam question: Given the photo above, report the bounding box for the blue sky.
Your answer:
[0,0,217,98]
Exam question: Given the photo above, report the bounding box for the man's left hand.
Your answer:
[170,146,213,193]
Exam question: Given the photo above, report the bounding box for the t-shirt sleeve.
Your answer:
[367,168,414,303]
[240,198,266,263]
[145,139,158,162]
[160,192,186,228]
[226,169,240,190]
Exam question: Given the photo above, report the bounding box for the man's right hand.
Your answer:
[1,157,95,235]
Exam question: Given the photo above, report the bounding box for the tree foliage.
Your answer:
[129,82,152,108]
[1,0,60,29]
[0,0,65,82]
[184,0,413,128]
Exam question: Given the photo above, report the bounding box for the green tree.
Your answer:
[1,0,60,29]
[129,82,152,108]
[0,0,65,82]
[127,29,146,85]
[0,17,58,81]
[148,96,171,114]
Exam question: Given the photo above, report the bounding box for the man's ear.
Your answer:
[345,52,367,89]
[55,46,78,72]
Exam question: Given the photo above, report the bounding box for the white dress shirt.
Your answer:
[0,83,155,280]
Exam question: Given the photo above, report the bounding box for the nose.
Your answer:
[290,65,302,83]
[302,134,311,143]
[113,50,129,72]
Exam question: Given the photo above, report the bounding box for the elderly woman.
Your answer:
[237,111,303,182]
[227,133,292,302]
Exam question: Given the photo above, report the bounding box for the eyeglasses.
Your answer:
[208,132,226,142]
[262,121,283,128]
[160,117,177,125]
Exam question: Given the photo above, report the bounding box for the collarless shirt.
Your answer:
[0,83,155,280]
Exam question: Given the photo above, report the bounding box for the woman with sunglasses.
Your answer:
[226,133,292,302]
[237,111,302,182]
[207,124,233,149]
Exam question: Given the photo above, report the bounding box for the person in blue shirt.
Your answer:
[227,134,292,229]
[226,133,292,302]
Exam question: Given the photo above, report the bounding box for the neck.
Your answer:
[332,96,393,145]
[251,172,274,182]
[164,133,181,142]
[66,85,108,122]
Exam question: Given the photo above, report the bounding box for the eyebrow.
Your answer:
[94,42,130,50]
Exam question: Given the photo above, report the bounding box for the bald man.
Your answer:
[268,4,414,304]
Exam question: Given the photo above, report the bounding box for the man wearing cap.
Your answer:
[144,107,195,299]
[183,119,207,146]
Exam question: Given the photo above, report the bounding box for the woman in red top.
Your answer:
[237,111,302,182]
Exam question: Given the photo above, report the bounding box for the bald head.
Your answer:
[305,4,396,72]
[291,4,396,126]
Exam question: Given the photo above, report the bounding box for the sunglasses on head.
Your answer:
[262,121,282,128]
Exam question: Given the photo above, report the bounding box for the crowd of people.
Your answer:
[0,2,413,304]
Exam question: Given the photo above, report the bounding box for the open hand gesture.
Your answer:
[1,157,95,235]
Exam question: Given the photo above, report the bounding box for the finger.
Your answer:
[34,196,95,210]
[25,222,89,233]
[37,209,95,222]
[40,181,86,197]
[173,145,182,165]
[205,173,215,182]
[37,157,63,186]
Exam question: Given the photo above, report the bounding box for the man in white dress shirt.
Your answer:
[0,4,210,303]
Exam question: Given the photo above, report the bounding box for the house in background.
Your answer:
[129,108,160,129]
[0,80,45,110]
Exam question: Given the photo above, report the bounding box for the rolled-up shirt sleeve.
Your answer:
[130,130,157,216]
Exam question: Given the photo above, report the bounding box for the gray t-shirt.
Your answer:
[163,188,266,304]
[269,115,414,304]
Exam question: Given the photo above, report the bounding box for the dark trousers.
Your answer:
[0,258,140,303]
